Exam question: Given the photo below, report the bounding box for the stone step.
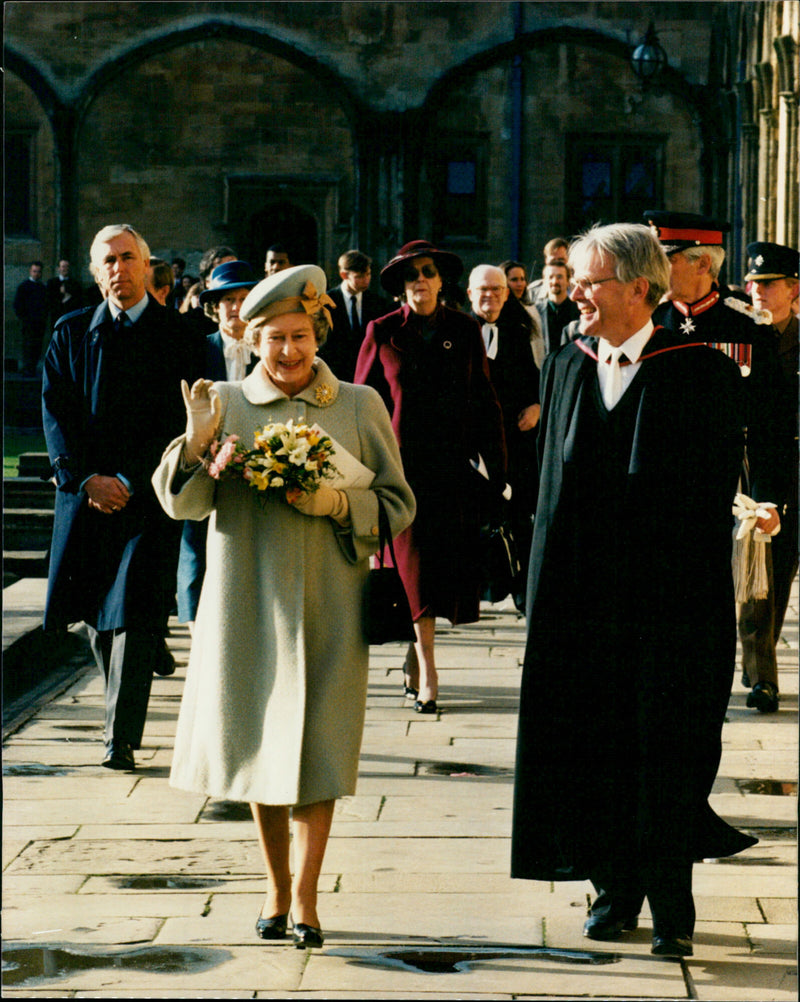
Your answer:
[3,509,54,550]
[2,551,49,580]
[4,376,43,428]
[3,477,55,511]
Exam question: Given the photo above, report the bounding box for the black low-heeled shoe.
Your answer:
[292,921,324,949]
[414,699,437,714]
[255,912,288,940]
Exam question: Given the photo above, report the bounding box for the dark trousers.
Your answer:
[738,507,799,689]
[589,858,695,939]
[86,626,158,748]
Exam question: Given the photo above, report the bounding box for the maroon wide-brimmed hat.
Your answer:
[380,239,464,295]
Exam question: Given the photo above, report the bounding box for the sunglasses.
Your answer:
[403,263,439,282]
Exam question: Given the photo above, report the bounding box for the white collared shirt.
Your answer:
[108,294,148,325]
[596,321,653,407]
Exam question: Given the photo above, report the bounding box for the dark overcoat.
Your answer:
[42,297,188,633]
[511,329,756,883]
[354,303,506,624]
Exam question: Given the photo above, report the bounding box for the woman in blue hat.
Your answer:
[176,261,259,631]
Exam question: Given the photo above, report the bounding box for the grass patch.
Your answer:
[4,429,46,478]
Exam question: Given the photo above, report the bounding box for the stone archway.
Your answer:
[73,33,355,276]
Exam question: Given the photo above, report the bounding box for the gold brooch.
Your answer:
[315,383,335,405]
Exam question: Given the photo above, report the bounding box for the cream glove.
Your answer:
[181,378,222,464]
[291,486,350,526]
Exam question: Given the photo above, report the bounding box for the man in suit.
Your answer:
[512,222,757,958]
[736,241,799,712]
[13,260,48,375]
[42,224,189,771]
[526,236,569,303]
[46,259,84,328]
[467,264,540,609]
[264,244,292,277]
[534,259,580,355]
[319,249,388,381]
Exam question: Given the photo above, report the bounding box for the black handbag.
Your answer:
[363,501,415,645]
[479,517,521,604]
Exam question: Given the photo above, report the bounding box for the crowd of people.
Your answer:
[36,213,797,957]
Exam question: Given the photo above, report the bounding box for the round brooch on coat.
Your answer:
[315,383,335,405]
[443,340,453,349]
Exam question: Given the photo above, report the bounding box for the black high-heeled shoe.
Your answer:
[292,921,324,949]
[255,912,289,940]
[404,681,418,700]
[414,699,437,714]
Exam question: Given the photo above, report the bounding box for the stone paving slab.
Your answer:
[298,947,691,999]
[2,589,797,999]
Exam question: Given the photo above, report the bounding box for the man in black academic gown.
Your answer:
[511,222,758,958]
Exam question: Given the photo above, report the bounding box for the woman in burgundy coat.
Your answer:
[354,240,506,713]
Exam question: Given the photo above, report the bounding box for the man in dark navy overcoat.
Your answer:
[511,223,758,958]
[42,224,189,771]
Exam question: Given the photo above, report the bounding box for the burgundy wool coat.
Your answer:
[354,302,506,624]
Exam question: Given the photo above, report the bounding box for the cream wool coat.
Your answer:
[153,359,415,806]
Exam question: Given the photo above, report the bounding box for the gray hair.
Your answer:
[89,224,150,279]
[569,223,670,308]
[468,264,507,288]
[681,244,726,280]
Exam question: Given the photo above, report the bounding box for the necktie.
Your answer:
[113,311,129,333]
[349,295,360,338]
[603,347,628,410]
[482,323,498,359]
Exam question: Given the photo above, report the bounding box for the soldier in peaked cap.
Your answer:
[647,212,790,713]
[736,242,799,713]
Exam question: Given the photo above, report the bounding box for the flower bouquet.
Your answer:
[206,419,338,503]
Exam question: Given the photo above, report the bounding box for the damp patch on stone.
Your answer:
[329,946,619,974]
[110,875,228,890]
[736,779,797,796]
[2,763,72,777]
[417,761,513,778]
[200,800,253,822]
[1,945,230,988]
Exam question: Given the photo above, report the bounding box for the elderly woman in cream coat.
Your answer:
[153,265,415,950]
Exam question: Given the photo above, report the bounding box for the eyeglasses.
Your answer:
[403,263,439,282]
[476,285,505,295]
[572,276,618,293]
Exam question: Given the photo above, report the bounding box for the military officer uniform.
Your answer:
[736,242,799,707]
[647,212,789,713]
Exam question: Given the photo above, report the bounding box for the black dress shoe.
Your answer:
[583,913,638,940]
[651,934,693,957]
[154,644,176,677]
[101,740,135,771]
[292,922,324,949]
[746,681,779,713]
[255,912,288,940]
[414,699,437,714]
